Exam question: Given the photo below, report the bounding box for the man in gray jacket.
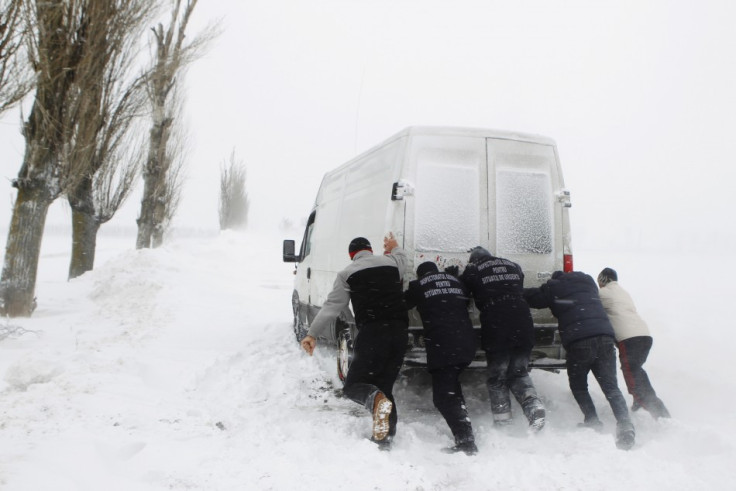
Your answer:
[597,268,670,419]
[301,233,409,446]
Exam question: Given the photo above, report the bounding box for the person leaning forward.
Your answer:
[524,271,636,450]
[301,233,409,448]
[404,261,478,455]
[597,268,670,419]
[457,246,546,431]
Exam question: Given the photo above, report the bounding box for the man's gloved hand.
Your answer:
[444,265,459,277]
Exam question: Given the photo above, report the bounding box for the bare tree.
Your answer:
[65,1,156,279]
[219,150,249,231]
[0,0,33,114]
[136,0,218,249]
[0,1,152,316]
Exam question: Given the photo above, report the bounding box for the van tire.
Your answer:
[292,291,308,342]
[336,328,354,383]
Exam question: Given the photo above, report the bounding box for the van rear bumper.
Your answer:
[404,324,566,371]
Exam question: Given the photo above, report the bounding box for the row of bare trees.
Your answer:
[0,0,218,317]
[219,150,249,231]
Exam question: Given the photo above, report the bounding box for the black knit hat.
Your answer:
[348,237,372,259]
[416,261,438,277]
[598,267,618,286]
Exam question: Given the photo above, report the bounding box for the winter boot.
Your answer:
[528,406,546,432]
[615,421,636,450]
[577,417,604,430]
[442,439,478,456]
[648,398,671,419]
[372,392,393,442]
[523,399,546,432]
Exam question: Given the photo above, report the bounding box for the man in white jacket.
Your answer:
[597,268,670,419]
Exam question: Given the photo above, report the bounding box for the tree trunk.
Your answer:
[0,188,51,317]
[151,196,166,247]
[136,171,156,249]
[136,113,169,249]
[69,211,100,280]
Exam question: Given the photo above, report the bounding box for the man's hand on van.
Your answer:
[384,232,398,254]
[301,335,316,356]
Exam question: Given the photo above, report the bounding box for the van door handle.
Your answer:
[307,267,311,279]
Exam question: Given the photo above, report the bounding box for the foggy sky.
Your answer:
[1,0,734,252]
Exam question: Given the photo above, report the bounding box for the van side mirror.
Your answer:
[283,240,299,262]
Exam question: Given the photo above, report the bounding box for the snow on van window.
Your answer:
[415,148,481,252]
[496,170,553,254]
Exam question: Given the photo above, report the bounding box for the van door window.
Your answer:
[414,143,483,252]
[496,170,553,254]
[490,136,556,256]
[300,212,316,259]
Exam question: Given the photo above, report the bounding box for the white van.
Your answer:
[283,126,573,380]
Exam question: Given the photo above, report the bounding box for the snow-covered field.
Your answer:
[0,229,734,490]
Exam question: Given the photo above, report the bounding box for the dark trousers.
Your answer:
[430,365,474,443]
[485,347,543,423]
[618,336,670,418]
[566,335,630,424]
[343,320,408,436]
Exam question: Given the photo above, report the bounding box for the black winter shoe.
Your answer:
[577,417,604,430]
[616,421,636,450]
[442,441,478,456]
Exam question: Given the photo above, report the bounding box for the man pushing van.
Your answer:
[301,233,409,447]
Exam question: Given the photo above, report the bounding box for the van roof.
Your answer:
[351,126,557,165]
[329,126,556,173]
[315,126,559,205]
[391,126,556,146]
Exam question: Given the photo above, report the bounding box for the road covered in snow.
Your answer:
[0,230,734,490]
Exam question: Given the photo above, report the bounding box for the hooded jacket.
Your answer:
[598,281,651,342]
[307,247,409,338]
[524,271,615,348]
[459,247,535,351]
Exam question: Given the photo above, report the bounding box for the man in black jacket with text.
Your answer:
[524,271,636,450]
[405,261,478,455]
[459,247,546,431]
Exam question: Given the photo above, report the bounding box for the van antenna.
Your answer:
[354,63,366,154]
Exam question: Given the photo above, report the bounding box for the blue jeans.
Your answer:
[565,335,630,424]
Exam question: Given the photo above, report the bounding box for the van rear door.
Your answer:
[411,136,488,267]
[486,138,562,288]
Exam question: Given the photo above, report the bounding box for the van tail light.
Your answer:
[563,254,574,272]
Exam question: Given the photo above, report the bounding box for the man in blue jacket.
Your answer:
[524,271,636,450]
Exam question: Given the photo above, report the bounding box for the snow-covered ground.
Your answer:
[0,229,734,490]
